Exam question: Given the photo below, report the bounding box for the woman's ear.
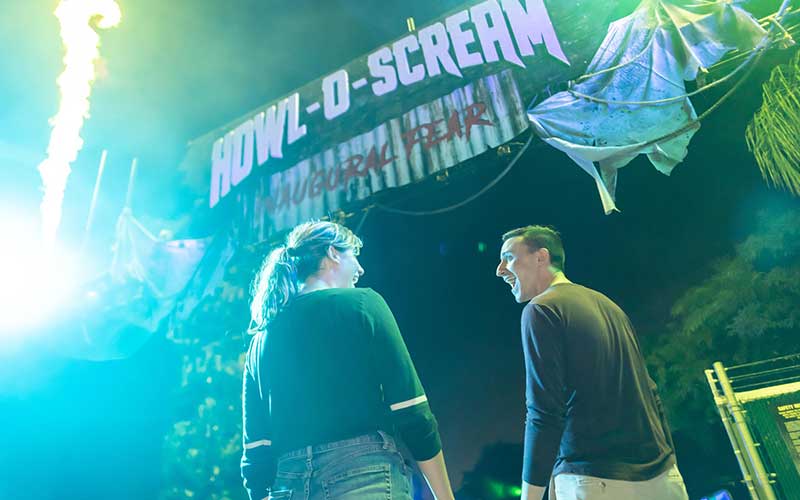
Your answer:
[326,245,341,263]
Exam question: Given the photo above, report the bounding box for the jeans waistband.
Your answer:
[278,431,397,462]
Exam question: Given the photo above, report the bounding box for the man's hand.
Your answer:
[521,481,546,500]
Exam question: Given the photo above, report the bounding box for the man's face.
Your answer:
[496,236,544,303]
[332,247,364,288]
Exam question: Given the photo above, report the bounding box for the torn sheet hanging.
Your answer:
[527,0,766,213]
[67,211,234,361]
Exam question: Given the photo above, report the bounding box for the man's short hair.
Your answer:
[502,225,566,272]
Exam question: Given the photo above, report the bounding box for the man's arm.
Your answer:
[520,304,567,488]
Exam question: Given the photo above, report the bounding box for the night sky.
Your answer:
[1,0,798,498]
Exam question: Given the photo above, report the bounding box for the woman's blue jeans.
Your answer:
[268,431,413,500]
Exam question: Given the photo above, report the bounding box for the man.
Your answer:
[495,225,688,500]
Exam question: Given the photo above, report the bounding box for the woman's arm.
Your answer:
[417,451,455,500]
[365,290,454,499]
[521,481,546,500]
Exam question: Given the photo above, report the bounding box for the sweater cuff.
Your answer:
[393,404,442,461]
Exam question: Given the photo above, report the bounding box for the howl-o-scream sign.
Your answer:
[235,71,530,243]
[209,0,567,208]
[181,0,627,240]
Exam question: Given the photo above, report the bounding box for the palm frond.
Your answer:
[746,49,800,195]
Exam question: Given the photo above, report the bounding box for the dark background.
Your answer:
[1,0,798,498]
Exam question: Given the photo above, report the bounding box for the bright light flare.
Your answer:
[0,217,83,335]
[38,0,121,247]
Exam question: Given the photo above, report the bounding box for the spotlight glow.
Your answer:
[38,0,121,246]
[0,217,82,334]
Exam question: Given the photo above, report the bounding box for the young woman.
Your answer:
[241,221,454,500]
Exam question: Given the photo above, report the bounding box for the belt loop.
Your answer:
[377,430,391,450]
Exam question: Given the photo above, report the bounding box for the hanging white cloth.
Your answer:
[527,0,766,213]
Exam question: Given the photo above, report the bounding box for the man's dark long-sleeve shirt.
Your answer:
[521,283,675,486]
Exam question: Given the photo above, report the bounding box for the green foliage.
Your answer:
[159,339,247,500]
[459,442,524,499]
[159,250,255,500]
[645,207,800,433]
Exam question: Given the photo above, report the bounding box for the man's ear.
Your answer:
[326,245,340,263]
[537,247,551,266]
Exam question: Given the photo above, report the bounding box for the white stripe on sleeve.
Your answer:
[244,439,272,449]
[390,395,428,411]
